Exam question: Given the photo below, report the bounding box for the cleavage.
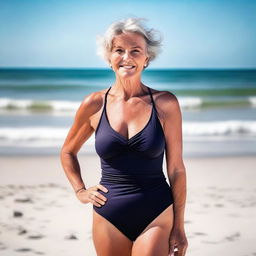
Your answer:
[105,104,153,141]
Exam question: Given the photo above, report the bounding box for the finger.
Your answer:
[89,194,101,207]
[93,192,106,205]
[178,244,188,256]
[169,246,178,256]
[93,200,101,207]
[96,184,108,193]
[94,191,107,203]
[178,248,184,256]
[91,186,99,191]
[90,192,106,206]
[169,249,175,256]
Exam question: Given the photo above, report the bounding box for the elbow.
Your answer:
[60,146,77,159]
[168,162,186,174]
[59,145,67,157]
[167,166,186,179]
[174,166,186,173]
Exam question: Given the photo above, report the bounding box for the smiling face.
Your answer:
[108,32,149,78]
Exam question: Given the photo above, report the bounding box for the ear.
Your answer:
[107,58,112,68]
[144,56,149,67]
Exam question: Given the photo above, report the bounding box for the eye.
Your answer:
[115,49,123,53]
[132,50,139,53]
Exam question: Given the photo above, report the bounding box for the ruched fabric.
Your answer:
[93,86,174,241]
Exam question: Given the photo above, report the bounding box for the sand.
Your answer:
[0,154,256,256]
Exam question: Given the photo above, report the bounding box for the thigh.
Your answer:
[131,204,174,256]
[92,209,133,256]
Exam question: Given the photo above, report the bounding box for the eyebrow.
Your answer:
[113,45,143,49]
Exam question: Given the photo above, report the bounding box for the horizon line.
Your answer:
[1,67,256,71]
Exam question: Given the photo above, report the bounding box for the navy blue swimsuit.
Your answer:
[94,86,174,242]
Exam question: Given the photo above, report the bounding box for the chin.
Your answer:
[119,73,137,79]
[116,69,141,78]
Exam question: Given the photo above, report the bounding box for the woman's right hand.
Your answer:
[76,184,108,207]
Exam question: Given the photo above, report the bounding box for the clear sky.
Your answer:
[0,0,255,68]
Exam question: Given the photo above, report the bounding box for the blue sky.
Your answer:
[0,0,255,68]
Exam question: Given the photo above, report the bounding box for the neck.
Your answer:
[111,74,147,99]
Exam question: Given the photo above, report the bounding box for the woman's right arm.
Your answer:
[59,92,108,206]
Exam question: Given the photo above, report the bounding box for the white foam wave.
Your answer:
[183,121,256,136]
[0,121,255,148]
[249,97,256,107]
[0,98,80,112]
[0,97,204,112]
[0,127,94,147]
[178,97,203,108]
[1,96,255,113]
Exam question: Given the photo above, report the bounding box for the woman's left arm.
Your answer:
[161,91,188,255]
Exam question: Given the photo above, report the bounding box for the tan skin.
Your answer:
[60,31,188,256]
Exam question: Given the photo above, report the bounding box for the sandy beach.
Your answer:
[0,154,256,256]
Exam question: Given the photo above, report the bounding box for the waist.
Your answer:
[100,169,167,186]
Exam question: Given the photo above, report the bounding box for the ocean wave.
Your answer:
[0,121,255,148]
[183,121,256,136]
[0,96,255,112]
[0,127,95,147]
[249,96,256,107]
[0,98,80,111]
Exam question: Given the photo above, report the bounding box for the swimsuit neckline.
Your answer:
[104,86,156,142]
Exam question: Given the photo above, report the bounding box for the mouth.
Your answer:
[119,65,135,70]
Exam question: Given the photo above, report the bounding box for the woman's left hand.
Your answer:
[168,227,188,256]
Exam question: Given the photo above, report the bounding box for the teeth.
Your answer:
[120,65,134,69]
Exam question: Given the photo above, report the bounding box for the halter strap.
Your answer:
[146,86,156,110]
[103,86,112,110]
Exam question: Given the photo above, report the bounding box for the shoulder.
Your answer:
[149,87,181,119]
[75,87,109,119]
[81,87,109,107]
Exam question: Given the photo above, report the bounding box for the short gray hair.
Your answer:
[96,17,163,67]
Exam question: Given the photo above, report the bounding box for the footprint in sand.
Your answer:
[13,211,23,217]
[215,203,224,207]
[18,228,27,235]
[225,232,240,241]
[194,232,207,236]
[14,198,33,203]
[47,183,59,188]
[201,240,222,244]
[15,248,32,252]
[65,234,78,240]
[27,234,44,240]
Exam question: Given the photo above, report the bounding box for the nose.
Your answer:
[123,50,131,60]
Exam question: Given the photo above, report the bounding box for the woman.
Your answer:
[60,17,188,256]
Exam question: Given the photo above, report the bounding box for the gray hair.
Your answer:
[96,17,163,67]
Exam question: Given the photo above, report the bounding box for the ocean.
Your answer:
[0,68,255,157]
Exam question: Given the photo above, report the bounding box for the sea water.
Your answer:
[0,68,255,157]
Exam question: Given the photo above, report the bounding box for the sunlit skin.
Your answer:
[107,32,150,98]
[60,31,188,256]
